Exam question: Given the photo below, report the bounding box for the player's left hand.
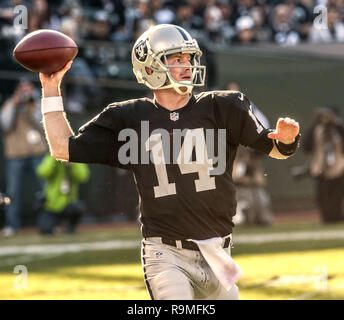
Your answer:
[267,117,300,144]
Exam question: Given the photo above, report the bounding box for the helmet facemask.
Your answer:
[151,46,206,95]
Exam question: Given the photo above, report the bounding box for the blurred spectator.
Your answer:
[204,1,224,43]
[303,106,344,223]
[0,79,47,236]
[112,24,132,42]
[55,0,85,42]
[85,10,113,41]
[57,0,83,18]
[227,82,273,225]
[308,6,344,44]
[270,3,301,46]
[232,15,258,44]
[183,0,206,26]
[217,0,236,44]
[151,0,175,24]
[36,153,90,234]
[84,0,126,29]
[250,4,271,42]
[60,15,80,42]
[83,10,127,80]
[230,0,257,24]
[132,0,155,40]
[27,0,61,33]
[60,17,98,112]
[173,0,203,34]
[287,0,314,41]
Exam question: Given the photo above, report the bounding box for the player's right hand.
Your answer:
[39,60,73,97]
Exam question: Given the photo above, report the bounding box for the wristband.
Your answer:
[275,133,301,156]
[41,96,64,114]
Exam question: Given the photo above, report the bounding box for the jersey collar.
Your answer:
[152,95,196,113]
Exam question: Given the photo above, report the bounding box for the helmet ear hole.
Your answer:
[145,67,153,75]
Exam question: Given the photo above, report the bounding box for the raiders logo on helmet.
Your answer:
[134,40,148,62]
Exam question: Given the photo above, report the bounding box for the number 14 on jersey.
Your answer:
[146,128,217,198]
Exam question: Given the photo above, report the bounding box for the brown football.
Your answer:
[13,29,78,74]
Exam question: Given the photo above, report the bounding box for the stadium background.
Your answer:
[2,0,343,226]
[0,0,344,302]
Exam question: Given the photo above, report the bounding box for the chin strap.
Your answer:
[153,68,194,95]
[155,82,193,95]
[173,85,193,95]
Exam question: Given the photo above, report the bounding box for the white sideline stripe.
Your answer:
[0,253,63,267]
[0,240,140,256]
[0,230,344,257]
[233,230,344,244]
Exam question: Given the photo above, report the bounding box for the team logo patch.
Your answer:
[134,40,148,62]
[170,112,179,121]
[155,251,163,259]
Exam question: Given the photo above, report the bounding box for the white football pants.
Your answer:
[141,237,240,300]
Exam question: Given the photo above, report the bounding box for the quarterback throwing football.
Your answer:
[39,24,300,300]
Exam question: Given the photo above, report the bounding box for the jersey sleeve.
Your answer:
[214,91,274,155]
[68,104,126,167]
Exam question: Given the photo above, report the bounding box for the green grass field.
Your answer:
[0,221,343,300]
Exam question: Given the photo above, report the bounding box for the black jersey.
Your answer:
[69,90,273,239]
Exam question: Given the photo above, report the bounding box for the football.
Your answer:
[13,29,78,74]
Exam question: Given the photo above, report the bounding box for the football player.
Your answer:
[39,24,300,300]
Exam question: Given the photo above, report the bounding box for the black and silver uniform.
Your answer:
[69,91,273,240]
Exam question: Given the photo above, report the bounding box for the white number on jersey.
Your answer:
[145,129,216,198]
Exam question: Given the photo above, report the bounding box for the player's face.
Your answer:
[165,53,192,83]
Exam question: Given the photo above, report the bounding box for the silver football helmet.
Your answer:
[131,24,206,95]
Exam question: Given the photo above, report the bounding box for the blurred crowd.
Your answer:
[0,78,138,237]
[2,0,343,108]
[293,106,344,224]
[1,0,344,108]
[1,0,344,49]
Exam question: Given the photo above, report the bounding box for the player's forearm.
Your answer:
[43,111,74,161]
[40,80,74,161]
[42,85,61,97]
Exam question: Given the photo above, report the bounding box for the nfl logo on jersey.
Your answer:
[155,251,163,259]
[170,112,179,121]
